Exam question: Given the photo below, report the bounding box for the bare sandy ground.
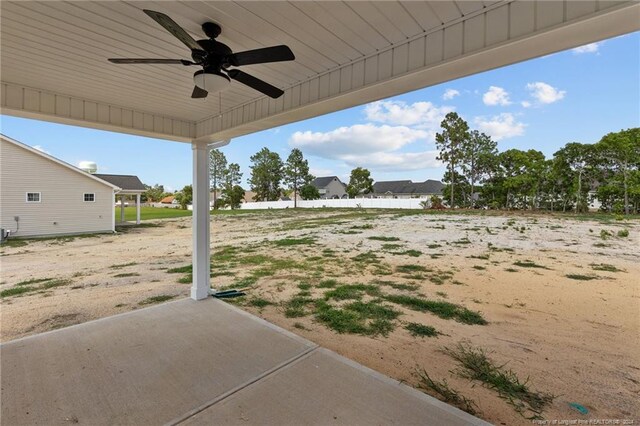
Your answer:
[1,210,638,425]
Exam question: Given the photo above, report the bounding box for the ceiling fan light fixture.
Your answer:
[193,70,230,93]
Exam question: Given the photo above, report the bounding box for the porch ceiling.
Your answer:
[1,1,638,143]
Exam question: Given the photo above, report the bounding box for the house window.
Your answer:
[84,193,95,202]
[26,192,41,203]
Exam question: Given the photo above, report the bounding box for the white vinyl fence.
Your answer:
[240,198,429,210]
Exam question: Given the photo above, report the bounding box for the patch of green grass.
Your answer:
[139,295,175,305]
[315,300,400,336]
[452,238,472,245]
[472,265,486,271]
[504,268,518,273]
[324,284,380,301]
[384,295,487,325]
[395,249,422,257]
[443,343,554,418]
[600,229,612,240]
[115,206,192,221]
[417,370,477,415]
[617,228,629,238]
[351,251,379,264]
[272,237,315,247]
[1,239,29,248]
[565,274,599,281]
[109,262,138,269]
[592,242,609,248]
[317,279,338,288]
[249,297,272,308]
[350,224,374,230]
[297,282,312,290]
[373,280,420,291]
[113,272,140,278]
[405,322,439,337]
[427,243,442,249]
[16,277,54,286]
[396,264,428,274]
[368,236,401,242]
[177,274,192,284]
[1,285,36,298]
[381,243,404,250]
[513,260,549,270]
[589,263,624,273]
[167,264,192,273]
[40,279,72,289]
[284,296,315,318]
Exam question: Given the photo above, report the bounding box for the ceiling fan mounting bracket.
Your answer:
[202,22,222,39]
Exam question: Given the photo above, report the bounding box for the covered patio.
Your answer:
[1,0,638,423]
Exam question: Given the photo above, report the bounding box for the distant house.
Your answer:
[1,134,120,237]
[311,176,348,199]
[372,180,444,199]
[160,195,177,205]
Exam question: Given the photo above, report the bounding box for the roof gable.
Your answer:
[1,134,120,190]
[312,176,343,188]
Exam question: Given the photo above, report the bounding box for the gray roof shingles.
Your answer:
[372,180,443,195]
[94,174,146,191]
[312,176,342,188]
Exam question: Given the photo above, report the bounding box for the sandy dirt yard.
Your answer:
[1,209,638,425]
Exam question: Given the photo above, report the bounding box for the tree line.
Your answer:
[435,112,640,214]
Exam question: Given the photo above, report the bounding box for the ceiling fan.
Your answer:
[108,10,295,99]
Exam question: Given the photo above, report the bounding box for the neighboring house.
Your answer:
[160,195,177,205]
[311,176,348,199]
[242,191,257,203]
[94,174,145,224]
[372,180,444,199]
[0,134,120,238]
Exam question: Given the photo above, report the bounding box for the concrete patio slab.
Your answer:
[1,298,488,425]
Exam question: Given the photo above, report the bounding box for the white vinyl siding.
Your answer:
[84,193,95,202]
[1,138,115,237]
[26,192,41,202]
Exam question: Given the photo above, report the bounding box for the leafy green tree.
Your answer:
[283,148,313,208]
[596,128,640,214]
[300,183,320,200]
[553,143,595,213]
[222,185,245,209]
[249,148,283,201]
[461,130,497,207]
[436,112,469,208]
[175,185,192,210]
[499,149,546,209]
[346,167,374,198]
[225,163,242,187]
[142,184,166,203]
[441,170,469,208]
[209,149,228,209]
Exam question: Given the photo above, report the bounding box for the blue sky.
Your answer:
[1,33,638,192]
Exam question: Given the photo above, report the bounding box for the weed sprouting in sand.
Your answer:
[417,370,478,415]
[442,343,554,419]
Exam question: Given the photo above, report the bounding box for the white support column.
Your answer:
[120,195,125,223]
[191,142,211,300]
[136,194,141,225]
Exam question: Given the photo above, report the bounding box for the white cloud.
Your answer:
[364,100,453,128]
[482,86,511,106]
[442,89,460,100]
[289,124,439,171]
[290,124,427,157]
[526,82,566,104]
[33,145,51,154]
[340,151,441,171]
[572,42,602,54]
[474,113,526,141]
[521,101,532,108]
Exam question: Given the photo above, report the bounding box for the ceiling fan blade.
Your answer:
[227,69,284,99]
[226,45,295,67]
[192,86,208,99]
[108,58,193,65]
[143,9,202,51]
